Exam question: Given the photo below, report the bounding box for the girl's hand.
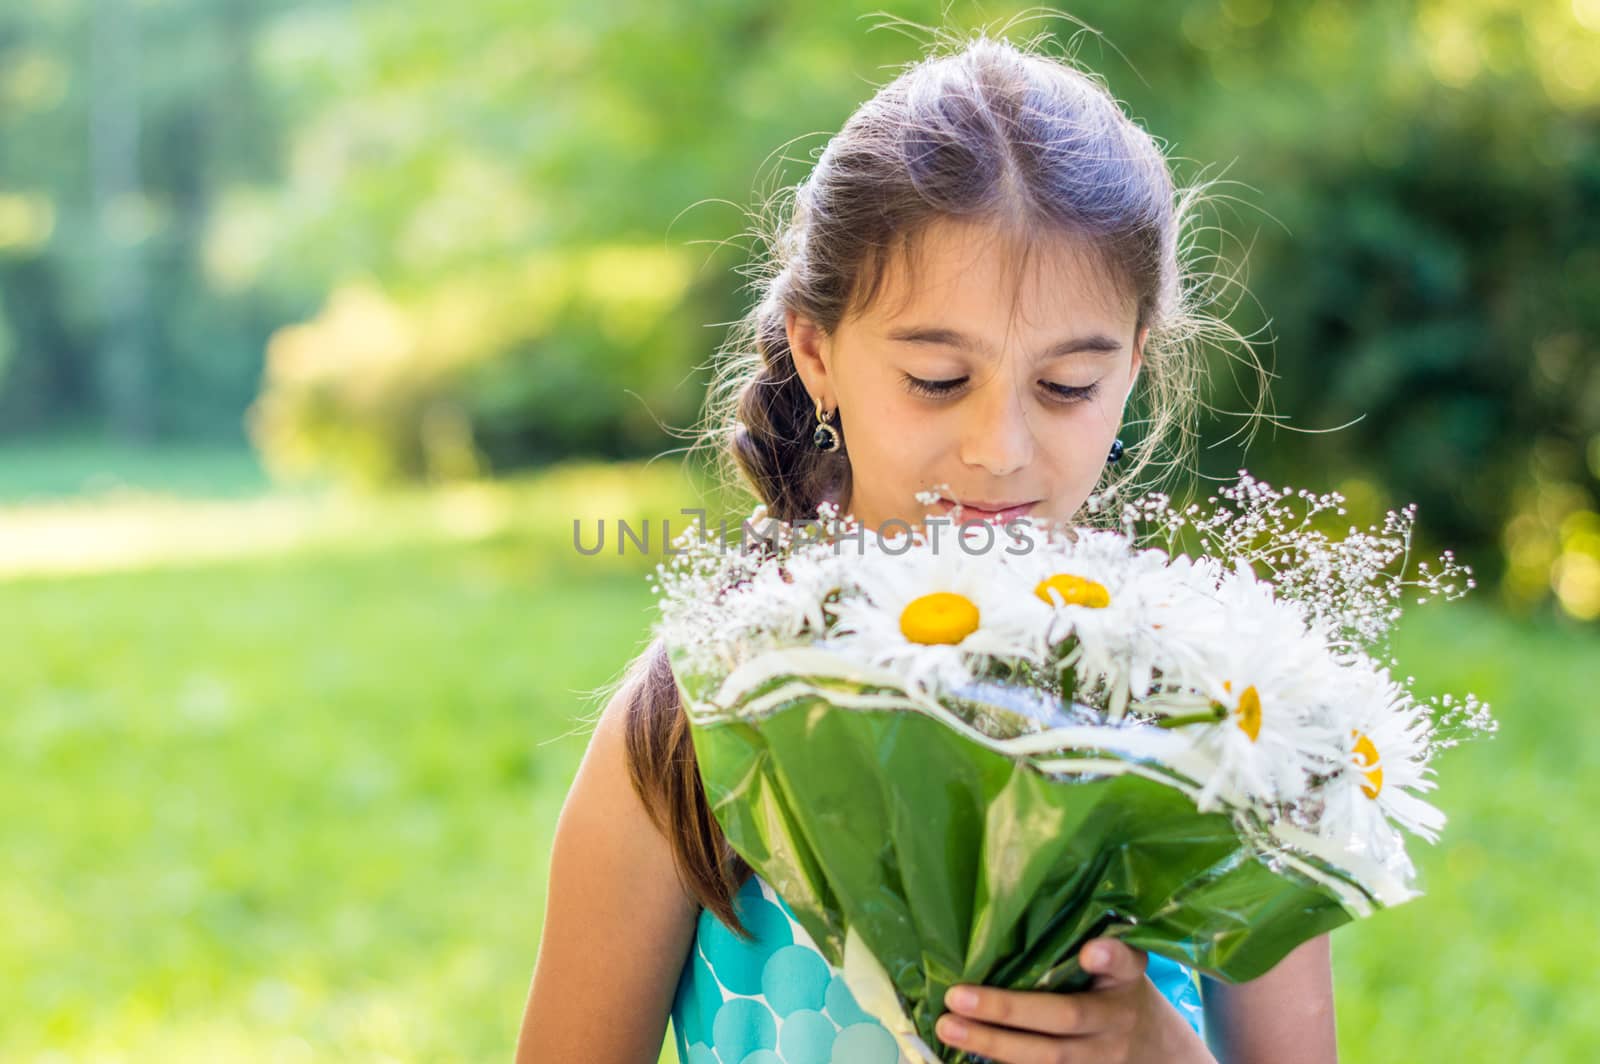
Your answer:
[934,938,1217,1064]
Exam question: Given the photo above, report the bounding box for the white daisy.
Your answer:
[654,504,851,675]
[821,530,1045,695]
[1316,661,1446,871]
[999,524,1226,720]
[1150,557,1348,811]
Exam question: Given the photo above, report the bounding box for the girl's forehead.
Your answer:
[860,220,1135,329]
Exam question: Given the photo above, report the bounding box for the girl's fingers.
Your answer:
[935,1010,1102,1063]
[1079,937,1148,989]
[940,983,1111,1038]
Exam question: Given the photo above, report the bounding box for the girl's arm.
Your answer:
[515,684,701,1063]
[1201,934,1337,1064]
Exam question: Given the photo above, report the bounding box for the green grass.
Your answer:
[2,530,666,1061]
[1,460,1594,1061]
[0,456,713,1062]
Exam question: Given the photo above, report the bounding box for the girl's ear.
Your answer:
[1128,324,1148,398]
[786,307,834,406]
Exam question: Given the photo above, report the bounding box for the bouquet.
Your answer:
[651,472,1494,1063]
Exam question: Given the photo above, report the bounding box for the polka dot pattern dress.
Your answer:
[669,873,1207,1063]
[671,873,904,1063]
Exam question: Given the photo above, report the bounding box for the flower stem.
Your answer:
[1155,705,1228,729]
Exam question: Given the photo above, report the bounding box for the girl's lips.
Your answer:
[933,497,1039,524]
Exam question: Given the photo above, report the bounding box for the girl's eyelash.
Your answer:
[901,373,967,397]
[900,373,1101,404]
[1042,380,1101,403]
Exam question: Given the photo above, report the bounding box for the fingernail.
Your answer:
[947,986,979,1010]
[938,1015,969,1041]
[1084,944,1107,968]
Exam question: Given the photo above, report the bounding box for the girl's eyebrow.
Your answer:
[884,325,1123,359]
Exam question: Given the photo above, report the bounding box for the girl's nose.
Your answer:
[958,376,1034,478]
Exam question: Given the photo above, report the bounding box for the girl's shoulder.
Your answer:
[514,680,700,1061]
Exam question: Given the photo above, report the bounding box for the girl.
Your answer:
[518,30,1338,1064]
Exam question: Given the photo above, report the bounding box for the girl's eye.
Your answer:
[901,373,967,397]
[1041,380,1101,405]
[900,373,1102,405]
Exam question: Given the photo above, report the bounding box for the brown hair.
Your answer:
[621,24,1268,939]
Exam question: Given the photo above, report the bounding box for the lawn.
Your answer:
[3,458,1595,1062]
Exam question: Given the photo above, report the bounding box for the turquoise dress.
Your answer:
[670,872,1206,1063]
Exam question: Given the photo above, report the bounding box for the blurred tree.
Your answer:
[89,0,152,440]
[0,0,319,440]
[1136,1,1600,615]
[1,0,1596,615]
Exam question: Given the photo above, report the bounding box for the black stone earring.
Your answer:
[813,401,841,453]
[1106,438,1124,464]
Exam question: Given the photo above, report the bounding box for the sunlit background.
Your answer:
[2,2,1597,1061]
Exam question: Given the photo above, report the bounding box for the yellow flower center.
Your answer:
[1034,573,1111,608]
[1227,681,1262,742]
[899,591,981,645]
[1351,731,1384,798]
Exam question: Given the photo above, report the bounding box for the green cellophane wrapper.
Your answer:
[669,642,1410,1064]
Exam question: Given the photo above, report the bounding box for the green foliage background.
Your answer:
[2,1,1597,615]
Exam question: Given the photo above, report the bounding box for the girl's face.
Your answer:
[787,218,1146,534]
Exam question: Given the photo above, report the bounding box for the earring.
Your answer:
[1106,438,1124,464]
[813,400,841,453]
